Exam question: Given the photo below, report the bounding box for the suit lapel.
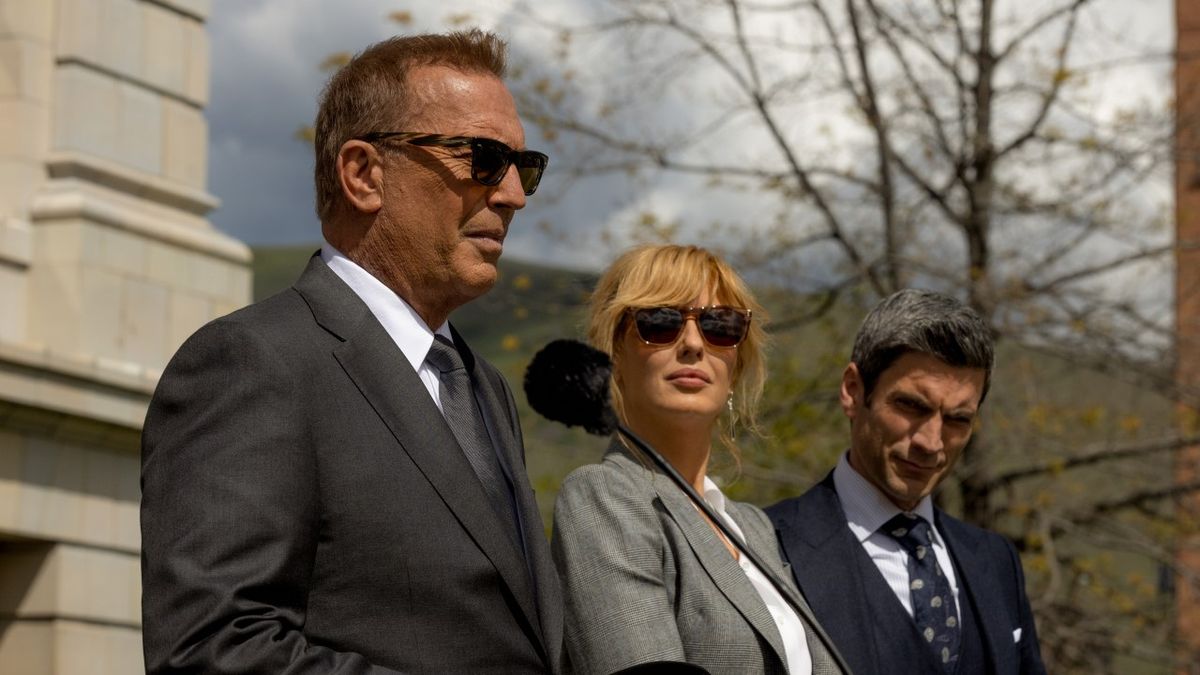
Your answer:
[938,512,1010,674]
[293,256,547,658]
[458,330,564,663]
[775,476,886,674]
[651,474,790,669]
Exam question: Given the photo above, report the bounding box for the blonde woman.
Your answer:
[551,244,846,675]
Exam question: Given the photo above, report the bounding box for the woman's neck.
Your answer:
[623,414,714,493]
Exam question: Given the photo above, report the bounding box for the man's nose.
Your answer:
[912,415,945,453]
[488,164,527,211]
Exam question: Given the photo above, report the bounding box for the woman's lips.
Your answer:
[667,369,711,388]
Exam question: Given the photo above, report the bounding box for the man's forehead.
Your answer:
[881,352,985,399]
[402,65,521,139]
[405,66,508,108]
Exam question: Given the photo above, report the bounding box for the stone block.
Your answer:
[54,545,139,625]
[53,0,103,65]
[187,250,225,297]
[53,65,118,161]
[119,276,168,368]
[0,35,53,103]
[141,2,186,96]
[115,79,161,175]
[0,620,53,674]
[98,225,147,276]
[162,98,205,188]
[183,16,208,105]
[21,439,85,539]
[0,0,55,43]
[167,290,210,354]
[144,238,187,287]
[0,99,48,161]
[78,265,123,360]
[112,462,138,550]
[80,452,118,544]
[0,159,45,219]
[57,620,143,675]
[32,219,101,265]
[0,262,27,344]
[0,215,32,265]
[55,0,142,80]
[27,262,83,354]
[103,0,142,79]
[15,438,54,534]
[0,432,26,530]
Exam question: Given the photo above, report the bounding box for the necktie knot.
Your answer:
[882,513,933,553]
[426,335,465,374]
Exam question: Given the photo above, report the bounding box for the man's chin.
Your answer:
[455,263,499,299]
[885,477,934,511]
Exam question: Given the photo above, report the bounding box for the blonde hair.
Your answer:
[586,244,768,463]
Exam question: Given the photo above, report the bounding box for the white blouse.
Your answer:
[702,477,812,675]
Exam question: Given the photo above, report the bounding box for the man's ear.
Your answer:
[840,363,863,420]
[337,140,385,214]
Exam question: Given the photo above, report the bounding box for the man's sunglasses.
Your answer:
[356,131,548,195]
[630,306,752,348]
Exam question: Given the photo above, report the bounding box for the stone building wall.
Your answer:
[0,1,249,671]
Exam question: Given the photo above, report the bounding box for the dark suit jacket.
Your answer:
[766,473,1046,675]
[141,255,563,674]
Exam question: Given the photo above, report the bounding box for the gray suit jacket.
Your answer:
[141,254,563,673]
[552,442,848,675]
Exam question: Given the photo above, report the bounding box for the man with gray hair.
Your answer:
[141,30,561,673]
[767,289,1046,674]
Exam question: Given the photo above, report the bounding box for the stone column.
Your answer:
[0,0,249,672]
[1177,1,1200,673]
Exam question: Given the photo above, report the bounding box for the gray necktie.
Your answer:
[426,335,521,546]
[882,512,960,671]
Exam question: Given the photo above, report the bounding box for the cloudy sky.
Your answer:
[206,0,595,263]
[204,0,1174,272]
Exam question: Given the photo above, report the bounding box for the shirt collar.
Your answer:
[701,476,728,516]
[833,451,937,543]
[320,242,452,371]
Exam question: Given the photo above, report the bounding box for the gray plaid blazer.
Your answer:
[552,442,849,675]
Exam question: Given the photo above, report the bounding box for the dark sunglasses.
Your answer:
[356,131,548,195]
[630,306,752,348]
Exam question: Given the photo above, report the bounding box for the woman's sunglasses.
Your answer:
[356,131,548,195]
[630,306,752,348]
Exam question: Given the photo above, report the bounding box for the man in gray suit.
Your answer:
[767,290,1046,674]
[141,30,562,673]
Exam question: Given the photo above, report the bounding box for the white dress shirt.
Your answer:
[321,243,453,411]
[832,452,961,620]
[703,477,813,675]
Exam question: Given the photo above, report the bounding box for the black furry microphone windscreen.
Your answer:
[523,339,618,436]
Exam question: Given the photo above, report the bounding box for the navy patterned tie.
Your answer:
[882,513,960,671]
[426,335,521,547]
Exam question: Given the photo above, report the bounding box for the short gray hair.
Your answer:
[851,289,995,403]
